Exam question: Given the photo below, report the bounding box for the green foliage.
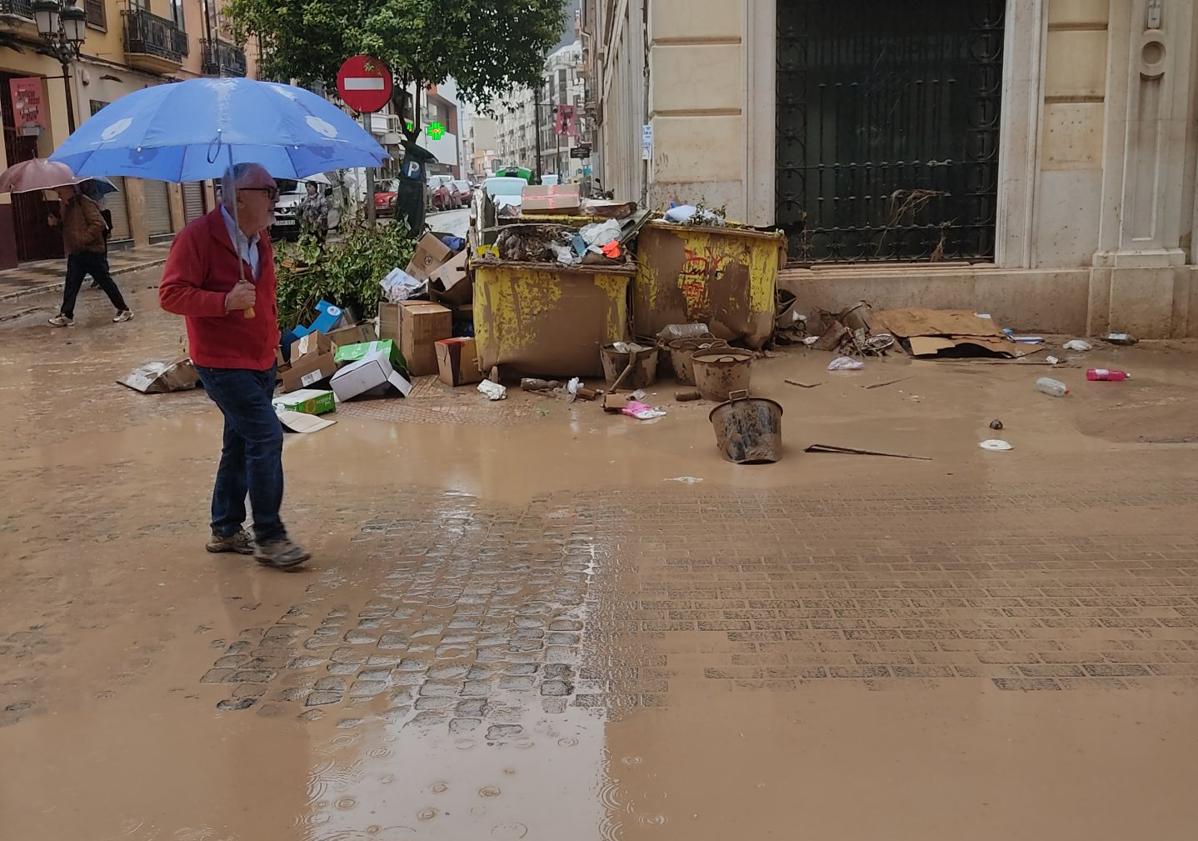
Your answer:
[275,220,416,329]
[227,0,568,109]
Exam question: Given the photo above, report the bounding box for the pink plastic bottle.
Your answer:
[1086,368,1130,381]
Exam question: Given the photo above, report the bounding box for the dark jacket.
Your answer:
[60,195,107,255]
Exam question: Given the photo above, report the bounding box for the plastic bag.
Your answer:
[622,400,666,420]
[656,323,711,341]
[827,356,864,371]
[477,380,507,401]
[1063,339,1092,352]
[580,219,622,247]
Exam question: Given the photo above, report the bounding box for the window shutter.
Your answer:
[85,0,106,28]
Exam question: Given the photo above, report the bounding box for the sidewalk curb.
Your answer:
[0,259,167,303]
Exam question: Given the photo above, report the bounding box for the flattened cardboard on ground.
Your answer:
[399,301,453,376]
[275,409,336,433]
[280,351,337,393]
[330,349,413,401]
[271,388,335,416]
[118,358,199,393]
[406,232,454,280]
[435,337,483,386]
[871,308,1034,359]
[430,250,472,306]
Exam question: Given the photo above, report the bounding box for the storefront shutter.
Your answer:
[182,182,206,223]
[104,176,131,242]
[142,180,173,237]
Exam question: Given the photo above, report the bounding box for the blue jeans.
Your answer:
[195,365,286,543]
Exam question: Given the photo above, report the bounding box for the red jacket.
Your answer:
[159,209,280,371]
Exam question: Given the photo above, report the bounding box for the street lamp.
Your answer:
[33,0,88,134]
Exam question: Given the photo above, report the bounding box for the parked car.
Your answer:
[452,179,473,206]
[271,177,342,240]
[374,179,399,217]
[470,175,528,246]
[425,174,460,211]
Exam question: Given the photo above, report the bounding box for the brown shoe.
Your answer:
[254,538,311,569]
[206,529,255,555]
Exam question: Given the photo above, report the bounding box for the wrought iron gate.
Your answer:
[776,0,1004,263]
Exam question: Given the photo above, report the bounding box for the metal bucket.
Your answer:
[668,337,728,386]
[691,349,753,402]
[709,391,783,464]
[600,344,659,389]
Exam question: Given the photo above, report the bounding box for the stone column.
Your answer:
[1089,0,1195,336]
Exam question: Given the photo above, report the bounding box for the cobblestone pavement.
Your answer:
[0,283,1196,840]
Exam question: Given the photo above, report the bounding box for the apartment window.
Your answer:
[170,0,186,30]
[85,0,106,29]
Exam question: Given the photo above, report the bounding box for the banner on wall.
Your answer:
[9,77,49,137]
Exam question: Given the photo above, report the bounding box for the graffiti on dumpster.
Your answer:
[677,246,734,318]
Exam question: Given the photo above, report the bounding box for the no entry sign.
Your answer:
[336,55,393,114]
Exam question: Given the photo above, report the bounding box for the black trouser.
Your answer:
[60,251,127,319]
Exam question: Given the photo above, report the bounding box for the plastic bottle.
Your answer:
[1086,368,1129,382]
[1035,377,1069,397]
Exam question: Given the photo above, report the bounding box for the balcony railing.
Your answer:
[0,0,34,19]
[201,38,246,77]
[123,8,188,64]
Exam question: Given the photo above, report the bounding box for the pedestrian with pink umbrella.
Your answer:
[0,158,131,327]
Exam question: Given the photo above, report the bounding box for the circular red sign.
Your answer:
[336,55,393,114]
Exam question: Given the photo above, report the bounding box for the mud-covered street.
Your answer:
[2,276,1197,840]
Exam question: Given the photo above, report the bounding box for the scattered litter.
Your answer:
[865,333,896,353]
[864,377,912,390]
[1035,377,1069,397]
[117,358,199,393]
[622,400,666,420]
[802,336,820,347]
[785,379,823,389]
[804,443,932,461]
[657,323,711,341]
[979,439,1013,452]
[827,356,864,371]
[975,313,992,319]
[871,308,1038,359]
[663,204,725,226]
[989,419,1004,431]
[330,349,412,401]
[1063,339,1092,352]
[275,410,335,434]
[272,388,335,416]
[477,380,507,401]
[1045,355,1060,365]
[379,266,426,302]
[521,378,560,392]
[675,389,702,402]
[1011,336,1044,345]
[667,476,704,484]
[1087,368,1130,382]
[631,389,647,401]
[1105,332,1138,346]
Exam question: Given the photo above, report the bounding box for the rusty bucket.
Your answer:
[668,337,728,386]
[691,348,753,402]
[600,343,659,389]
[709,391,783,464]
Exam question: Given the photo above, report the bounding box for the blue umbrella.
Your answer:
[50,77,387,181]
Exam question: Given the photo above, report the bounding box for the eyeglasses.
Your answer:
[241,186,279,200]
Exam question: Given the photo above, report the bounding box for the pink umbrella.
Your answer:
[0,158,115,194]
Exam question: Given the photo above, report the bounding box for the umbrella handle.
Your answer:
[244,307,255,319]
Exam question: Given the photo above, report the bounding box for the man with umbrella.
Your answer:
[159,163,309,569]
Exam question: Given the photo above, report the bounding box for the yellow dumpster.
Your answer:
[473,260,634,377]
[635,222,784,348]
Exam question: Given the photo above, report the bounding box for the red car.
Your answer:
[374,179,399,217]
[452,179,473,206]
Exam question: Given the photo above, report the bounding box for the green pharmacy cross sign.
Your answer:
[426,121,446,140]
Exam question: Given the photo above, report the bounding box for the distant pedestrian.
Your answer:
[298,180,329,242]
[46,183,132,327]
[159,162,310,570]
[78,180,113,290]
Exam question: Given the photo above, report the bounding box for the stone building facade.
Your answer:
[584,0,1198,337]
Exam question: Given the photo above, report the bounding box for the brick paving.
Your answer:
[194,478,1198,731]
[0,243,171,301]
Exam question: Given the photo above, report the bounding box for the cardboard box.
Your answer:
[334,339,404,369]
[430,250,472,306]
[275,410,336,434]
[330,349,413,401]
[435,338,483,386]
[522,184,581,214]
[378,302,402,345]
[291,331,333,362]
[117,358,200,394]
[280,351,337,393]
[272,388,335,416]
[399,301,453,376]
[328,322,376,347]
[405,232,454,280]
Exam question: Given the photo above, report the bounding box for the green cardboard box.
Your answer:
[271,388,336,416]
[333,339,405,370]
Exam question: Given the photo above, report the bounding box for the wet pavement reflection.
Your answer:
[1,281,1197,839]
